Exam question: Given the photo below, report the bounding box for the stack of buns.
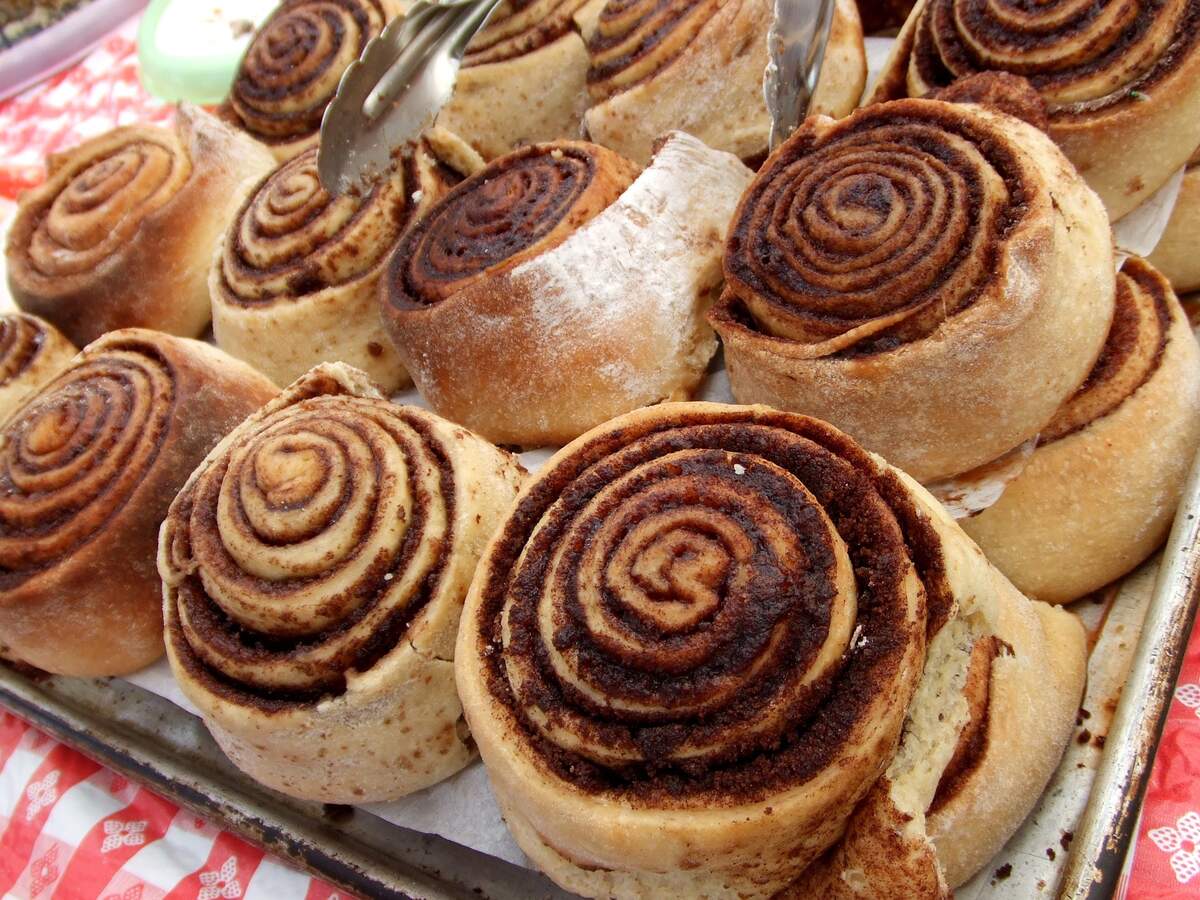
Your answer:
[0,0,1197,895]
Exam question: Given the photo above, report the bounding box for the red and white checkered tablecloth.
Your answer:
[0,10,1198,900]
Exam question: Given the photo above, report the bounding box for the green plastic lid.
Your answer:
[137,0,282,104]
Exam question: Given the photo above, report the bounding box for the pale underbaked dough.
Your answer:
[0,313,75,425]
[710,95,1115,483]
[159,363,524,803]
[211,134,483,392]
[0,330,276,676]
[456,402,1086,898]
[6,107,275,347]
[382,132,752,447]
[963,258,1200,604]
[868,0,1200,222]
[584,0,866,165]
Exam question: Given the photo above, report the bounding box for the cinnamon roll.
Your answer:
[709,95,1115,483]
[159,363,524,803]
[5,106,276,347]
[583,0,867,165]
[212,137,479,392]
[962,259,1200,604]
[0,314,75,425]
[436,0,606,161]
[222,0,406,161]
[869,0,1200,221]
[0,330,276,677]
[382,132,751,447]
[456,402,1086,898]
[1147,147,1200,294]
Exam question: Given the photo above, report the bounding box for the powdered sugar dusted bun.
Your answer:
[436,0,607,161]
[455,402,1085,899]
[963,259,1200,604]
[0,330,276,677]
[159,363,524,803]
[1147,148,1200,294]
[710,96,1115,483]
[869,0,1200,221]
[222,0,406,161]
[212,139,480,392]
[5,106,276,347]
[382,133,750,447]
[0,314,76,425]
[584,0,865,165]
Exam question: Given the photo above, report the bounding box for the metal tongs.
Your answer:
[317,0,503,196]
[317,0,837,195]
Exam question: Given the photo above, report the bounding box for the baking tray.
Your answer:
[1,444,1198,899]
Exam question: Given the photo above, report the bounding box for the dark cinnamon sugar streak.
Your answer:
[0,339,176,589]
[0,316,50,387]
[719,101,1029,356]
[226,0,390,147]
[464,0,593,67]
[587,0,719,100]
[163,394,456,710]
[472,408,951,804]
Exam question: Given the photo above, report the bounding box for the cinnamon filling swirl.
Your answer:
[720,101,1029,357]
[0,316,53,388]
[163,395,457,709]
[472,408,951,804]
[386,143,637,308]
[227,0,390,147]
[0,339,175,590]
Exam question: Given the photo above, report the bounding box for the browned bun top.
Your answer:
[719,98,1033,356]
[928,72,1049,131]
[217,145,454,307]
[0,332,177,594]
[1039,258,1171,444]
[909,0,1200,113]
[464,0,592,67]
[469,405,952,804]
[8,126,189,289]
[384,141,638,309]
[586,0,721,101]
[226,0,390,148]
[0,314,66,389]
[162,382,463,709]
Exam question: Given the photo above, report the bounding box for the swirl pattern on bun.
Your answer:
[213,137,477,391]
[869,0,1200,220]
[710,94,1115,482]
[382,133,750,447]
[456,403,1086,898]
[160,363,524,803]
[0,314,76,424]
[5,107,275,346]
[223,0,402,160]
[0,330,276,677]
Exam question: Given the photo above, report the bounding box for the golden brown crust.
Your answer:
[0,314,75,426]
[159,362,523,803]
[457,402,1085,898]
[211,141,467,391]
[963,258,1200,603]
[381,133,749,446]
[0,330,276,677]
[221,0,404,161]
[709,97,1115,482]
[5,107,276,347]
[868,0,1200,220]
